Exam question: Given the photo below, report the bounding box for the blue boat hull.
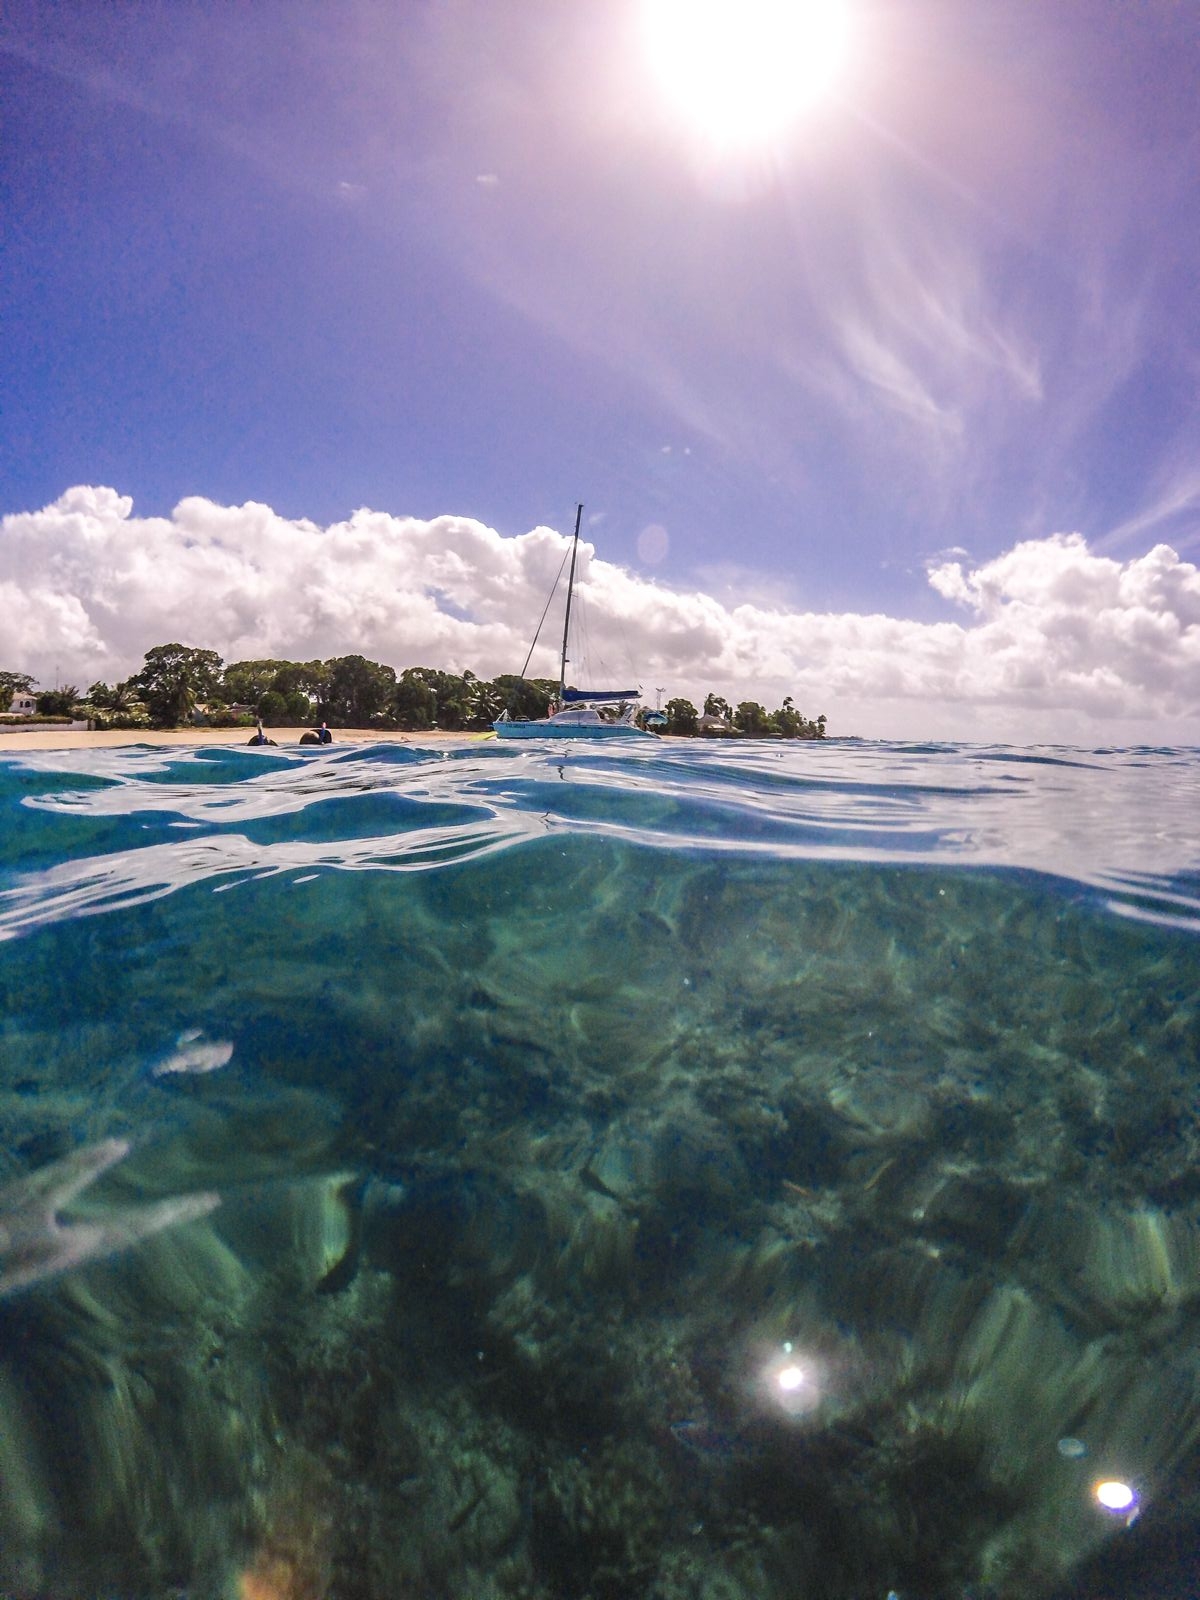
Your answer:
[493,720,652,740]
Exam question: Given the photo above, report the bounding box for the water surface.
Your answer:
[1,738,1198,1599]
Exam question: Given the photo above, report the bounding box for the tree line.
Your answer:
[1,648,827,738]
[665,694,826,739]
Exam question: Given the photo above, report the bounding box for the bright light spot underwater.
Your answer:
[641,0,851,151]
[1094,1479,1137,1513]
[760,1344,823,1417]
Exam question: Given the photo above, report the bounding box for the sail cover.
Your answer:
[562,687,639,704]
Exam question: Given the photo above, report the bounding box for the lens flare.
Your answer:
[760,1343,823,1416]
[1094,1479,1137,1514]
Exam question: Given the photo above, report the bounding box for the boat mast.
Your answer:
[558,502,583,700]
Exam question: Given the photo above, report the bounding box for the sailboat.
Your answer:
[493,504,652,740]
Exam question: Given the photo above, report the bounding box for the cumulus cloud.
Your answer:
[926,535,1200,720]
[3,487,1200,742]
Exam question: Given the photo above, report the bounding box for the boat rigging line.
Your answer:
[517,513,576,681]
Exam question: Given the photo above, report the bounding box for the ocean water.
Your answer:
[1,736,1199,1600]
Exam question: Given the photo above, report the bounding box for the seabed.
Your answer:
[1,745,1199,1598]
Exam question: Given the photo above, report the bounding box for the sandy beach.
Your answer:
[0,726,491,752]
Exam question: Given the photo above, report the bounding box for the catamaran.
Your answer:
[493,503,652,740]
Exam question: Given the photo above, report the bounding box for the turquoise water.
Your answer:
[1,737,1199,1599]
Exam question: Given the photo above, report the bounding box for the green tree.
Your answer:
[257,689,290,727]
[128,644,223,727]
[789,710,828,739]
[86,680,143,720]
[35,686,78,717]
[222,660,284,705]
[436,671,481,730]
[272,660,327,704]
[734,700,772,736]
[493,674,556,722]
[392,671,438,730]
[665,697,698,735]
[703,693,731,722]
[0,672,36,710]
[395,667,479,730]
[772,696,802,738]
[281,690,313,723]
[222,658,326,714]
[220,659,326,727]
[322,655,396,726]
[468,674,506,725]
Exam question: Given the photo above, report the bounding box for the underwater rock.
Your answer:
[826,1073,932,1144]
[911,1167,1035,1257]
[582,1124,660,1205]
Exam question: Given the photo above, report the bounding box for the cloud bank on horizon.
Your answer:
[4,486,1198,744]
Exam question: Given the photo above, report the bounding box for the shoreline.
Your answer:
[0,727,492,752]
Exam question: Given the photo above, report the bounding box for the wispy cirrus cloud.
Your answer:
[1097,464,1200,557]
[828,218,1043,448]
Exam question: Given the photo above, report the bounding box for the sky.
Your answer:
[1,0,1198,742]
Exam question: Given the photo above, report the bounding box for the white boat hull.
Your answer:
[493,719,652,740]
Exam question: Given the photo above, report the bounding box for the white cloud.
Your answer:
[925,534,1200,726]
[3,488,1200,743]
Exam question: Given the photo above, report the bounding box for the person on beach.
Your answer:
[248,719,276,747]
[318,722,332,744]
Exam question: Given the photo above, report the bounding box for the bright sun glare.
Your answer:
[641,0,851,151]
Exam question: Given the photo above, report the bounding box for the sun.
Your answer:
[640,0,851,151]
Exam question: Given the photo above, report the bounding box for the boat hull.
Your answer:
[493,720,652,740]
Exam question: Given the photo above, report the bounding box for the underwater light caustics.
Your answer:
[640,0,851,150]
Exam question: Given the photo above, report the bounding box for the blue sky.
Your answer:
[2,1,1199,739]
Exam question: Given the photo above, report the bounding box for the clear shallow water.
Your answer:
[1,738,1199,1598]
